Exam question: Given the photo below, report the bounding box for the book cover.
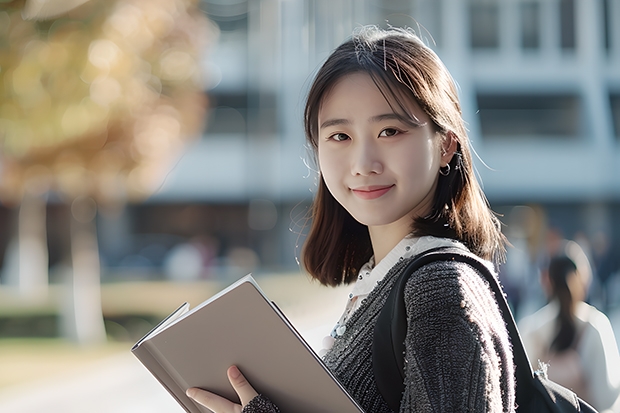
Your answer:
[131,275,364,413]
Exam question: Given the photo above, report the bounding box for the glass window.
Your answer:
[470,0,499,49]
[369,0,413,29]
[204,93,247,135]
[412,0,443,47]
[477,93,581,138]
[520,0,540,50]
[559,0,576,50]
[367,0,442,47]
[603,0,612,53]
[611,93,620,139]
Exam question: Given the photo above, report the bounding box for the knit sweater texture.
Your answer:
[243,256,516,413]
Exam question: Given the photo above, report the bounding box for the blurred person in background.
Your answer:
[519,242,620,412]
[590,231,620,312]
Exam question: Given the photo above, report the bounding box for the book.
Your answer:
[131,274,364,413]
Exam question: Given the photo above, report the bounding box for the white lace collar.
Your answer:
[350,235,466,299]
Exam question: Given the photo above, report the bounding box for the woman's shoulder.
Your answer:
[576,302,619,345]
[400,251,512,353]
[518,303,558,344]
[401,254,498,310]
[519,302,557,327]
[402,250,495,289]
[576,301,612,327]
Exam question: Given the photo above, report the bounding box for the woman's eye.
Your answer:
[329,133,349,142]
[379,128,400,137]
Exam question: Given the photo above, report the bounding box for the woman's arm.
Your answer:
[187,366,280,413]
[399,261,514,412]
[580,308,620,411]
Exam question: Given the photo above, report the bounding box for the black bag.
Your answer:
[372,247,598,412]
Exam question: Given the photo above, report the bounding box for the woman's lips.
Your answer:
[350,185,394,200]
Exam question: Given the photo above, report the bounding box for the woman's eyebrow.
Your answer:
[369,113,403,123]
[319,118,350,129]
[372,112,424,127]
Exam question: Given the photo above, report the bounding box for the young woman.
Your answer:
[520,246,620,411]
[187,26,516,413]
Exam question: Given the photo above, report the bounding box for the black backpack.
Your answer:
[372,247,598,412]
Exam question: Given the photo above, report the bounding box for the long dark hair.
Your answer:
[548,255,579,352]
[302,26,506,286]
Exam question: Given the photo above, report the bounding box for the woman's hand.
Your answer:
[186,365,258,413]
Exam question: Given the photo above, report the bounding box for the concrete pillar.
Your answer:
[576,0,614,148]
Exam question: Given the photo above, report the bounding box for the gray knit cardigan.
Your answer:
[243,256,516,413]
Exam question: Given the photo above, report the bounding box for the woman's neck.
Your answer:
[368,220,413,264]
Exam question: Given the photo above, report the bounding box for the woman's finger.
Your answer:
[186,387,242,413]
[227,365,259,406]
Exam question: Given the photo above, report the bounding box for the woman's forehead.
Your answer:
[318,72,425,121]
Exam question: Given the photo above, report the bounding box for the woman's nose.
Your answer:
[351,141,383,176]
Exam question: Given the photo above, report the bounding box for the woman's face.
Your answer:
[317,72,445,233]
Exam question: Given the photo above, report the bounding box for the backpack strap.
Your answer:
[373,247,600,412]
[372,247,536,412]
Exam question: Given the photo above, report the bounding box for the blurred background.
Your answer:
[0,0,619,411]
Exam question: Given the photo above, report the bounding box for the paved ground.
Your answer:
[0,352,183,413]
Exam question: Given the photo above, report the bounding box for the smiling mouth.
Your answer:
[350,185,394,200]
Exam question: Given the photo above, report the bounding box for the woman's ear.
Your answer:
[440,131,458,167]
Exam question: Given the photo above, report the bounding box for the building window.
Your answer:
[477,93,581,138]
[204,93,247,135]
[470,0,499,49]
[370,0,413,29]
[603,0,612,53]
[248,92,278,136]
[411,0,443,47]
[611,94,620,139]
[559,0,576,50]
[520,0,540,50]
[369,0,443,47]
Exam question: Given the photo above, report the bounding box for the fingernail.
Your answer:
[186,388,196,398]
[229,365,240,379]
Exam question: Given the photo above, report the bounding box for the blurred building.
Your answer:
[4,0,618,282]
